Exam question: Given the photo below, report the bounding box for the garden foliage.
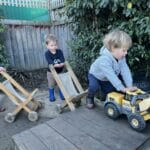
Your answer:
[0,19,7,66]
[65,0,150,82]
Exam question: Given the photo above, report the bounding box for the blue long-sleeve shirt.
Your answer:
[89,47,133,91]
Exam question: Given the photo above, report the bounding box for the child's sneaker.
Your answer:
[86,97,95,109]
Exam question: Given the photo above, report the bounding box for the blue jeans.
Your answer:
[87,73,116,99]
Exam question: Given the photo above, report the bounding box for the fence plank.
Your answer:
[36,27,44,68]
[21,26,30,69]
[11,26,19,68]
[26,26,34,70]
[31,26,38,69]
[16,26,26,69]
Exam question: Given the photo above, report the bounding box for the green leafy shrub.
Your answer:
[65,0,150,83]
[0,19,8,67]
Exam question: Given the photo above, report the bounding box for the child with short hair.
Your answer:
[45,34,65,102]
[86,29,137,109]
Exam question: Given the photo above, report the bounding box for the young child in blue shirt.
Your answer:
[45,34,65,102]
[86,29,137,109]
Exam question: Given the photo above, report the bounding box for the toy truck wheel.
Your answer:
[128,114,146,131]
[28,111,38,122]
[104,103,120,119]
[5,113,15,123]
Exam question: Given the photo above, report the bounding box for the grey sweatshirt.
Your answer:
[89,47,133,91]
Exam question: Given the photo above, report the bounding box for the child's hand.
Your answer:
[54,64,61,68]
[0,67,6,73]
[54,63,64,68]
[128,86,138,92]
[122,86,138,93]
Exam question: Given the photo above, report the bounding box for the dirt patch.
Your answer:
[6,68,48,90]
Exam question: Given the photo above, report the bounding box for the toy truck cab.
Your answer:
[104,89,150,131]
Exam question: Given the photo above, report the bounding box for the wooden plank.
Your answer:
[10,25,18,68]
[65,61,84,92]
[13,130,48,150]
[46,117,110,150]
[40,27,50,68]
[61,108,147,150]
[30,123,79,150]
[40,27,49,67]
[26,26,34,70]
[36,27,43,68]
[31,26,38,69]
[16,26,26,69]
[21,26,30,69]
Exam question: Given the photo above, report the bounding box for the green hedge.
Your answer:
[65,0,150,83]
[0,19,8,67]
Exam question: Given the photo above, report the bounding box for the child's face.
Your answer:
[46,41,58,52]
[112,47,128,60]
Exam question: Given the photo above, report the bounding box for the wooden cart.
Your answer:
[0,71,42,123]
[49,61,88,111]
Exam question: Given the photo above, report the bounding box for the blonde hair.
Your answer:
[103,29,132,51]
[45,34,57,45]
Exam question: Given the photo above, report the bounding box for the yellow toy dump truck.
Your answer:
[104,89,150,131]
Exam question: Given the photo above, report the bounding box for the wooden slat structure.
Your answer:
[3,20,72,70]
[50,0,65,9]
[50,61,87,111]
[12,106,150,150]
[0,71,41,123]
[0,0,49,9]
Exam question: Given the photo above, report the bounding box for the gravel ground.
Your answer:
[0,89,65,150]
[0,69,67,150]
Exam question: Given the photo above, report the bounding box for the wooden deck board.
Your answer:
[13,106,150,150]
[13,130,48,150]
[30,124,78,150]
[61,108,148,150]
[47,117,109,150]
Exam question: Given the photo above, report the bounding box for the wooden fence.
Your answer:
[1,0,71,71]
[4,20,73,71]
